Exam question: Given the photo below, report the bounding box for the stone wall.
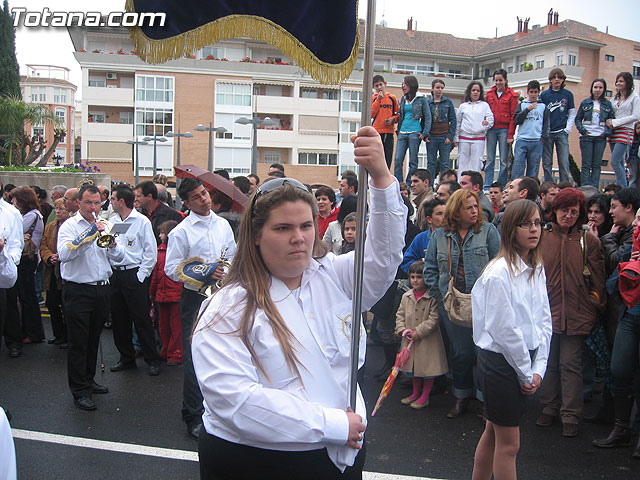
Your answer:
[0,171,111,202]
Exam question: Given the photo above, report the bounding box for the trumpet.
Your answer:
[93,212,116,248]
[198,247,232,296]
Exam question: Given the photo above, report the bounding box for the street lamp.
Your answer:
[235,115,275,175]
[126,139,149,185]
[142,134,168,176]
[194,123,227,172]
[165,129,193,209]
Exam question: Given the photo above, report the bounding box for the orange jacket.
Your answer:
[371,93,399,134]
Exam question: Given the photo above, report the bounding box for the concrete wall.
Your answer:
[0,172,112,200]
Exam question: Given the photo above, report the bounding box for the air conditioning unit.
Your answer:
[106,72,118,80]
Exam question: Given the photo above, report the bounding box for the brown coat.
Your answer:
[395,289,448,378]
[40,220,63,291]
[541,225,606,336]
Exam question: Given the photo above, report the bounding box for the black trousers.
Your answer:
[0,288,6,351]
[110,268,161,366]
[199,431,365,480]
[380,132,395,170]
[3,285,21,351]
[180,287,206,426]
[62,281,109,397]
[46,286,65,341]
[17,257,44,342]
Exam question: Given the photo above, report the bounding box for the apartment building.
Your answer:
[67,11,640,187]
[19,64,77,165]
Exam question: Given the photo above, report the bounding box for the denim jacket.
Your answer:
[575,98,615,137]
[397,94,432,139]
[424,222,500,299]
[428,95,457,140]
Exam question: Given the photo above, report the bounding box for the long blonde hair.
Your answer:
[495,199,543,280]
[441,189,484,233]
[202,183,328,381]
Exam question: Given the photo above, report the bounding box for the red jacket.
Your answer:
[485,86,519,139]
[149,244,183,303]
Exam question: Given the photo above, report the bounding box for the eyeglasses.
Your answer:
[517,221,544,230]
[558,208,580,217]
[255,177,309,198]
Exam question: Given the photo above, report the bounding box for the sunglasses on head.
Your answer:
[255,177,310,198]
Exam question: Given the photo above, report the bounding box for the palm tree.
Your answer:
[0,94,64,166]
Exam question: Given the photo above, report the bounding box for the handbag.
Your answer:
[21,216,39,262]
[443,237,473,328]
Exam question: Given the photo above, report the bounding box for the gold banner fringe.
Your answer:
[125,0,359,85]
[65,231,99,251]
[177,256,207,289]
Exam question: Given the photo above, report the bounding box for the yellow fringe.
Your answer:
[177,256,207,289]
[65,231,99,251]
[125,0,359,85]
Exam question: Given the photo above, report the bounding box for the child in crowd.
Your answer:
[339,212,357,255]
[149,220,183,365]
[454,81,494,176]
[512,80,549,179]
[395,260,448,409]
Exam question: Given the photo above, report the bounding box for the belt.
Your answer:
[112,265,138,271]
[64,280,109,286]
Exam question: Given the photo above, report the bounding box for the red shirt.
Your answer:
[317,206,339,239]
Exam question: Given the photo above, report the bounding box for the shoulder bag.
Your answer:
[443,236,473,328]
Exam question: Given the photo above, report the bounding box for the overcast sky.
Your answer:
[10,0,640,99]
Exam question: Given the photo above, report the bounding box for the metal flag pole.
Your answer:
[348,0,377,410]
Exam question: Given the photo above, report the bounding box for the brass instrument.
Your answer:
[93,212,116,248]
[198,247,232,296]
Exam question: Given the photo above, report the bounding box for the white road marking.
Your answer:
[12,428,446,480]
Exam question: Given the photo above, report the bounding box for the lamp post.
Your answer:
[235,115,275,175]
[165,129,193,209]
[142,134,168,176]
[194,123,227,172]
[126,139,149,185]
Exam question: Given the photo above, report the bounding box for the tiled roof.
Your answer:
[359,19,606,58]
[20,76,77,88]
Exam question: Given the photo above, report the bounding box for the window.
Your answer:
[322,90,338,100]
[417,65,434,74]
[341,90,362,113]
[32,126,44,139]
[484,68,490,77]
[633,62,640,79]
[301,88,318,98]
[53,88,67,104]
[215,131,233,139]
[267,56,282,63]
[374,63,386,71]
[605,90,613,98]
[340,121,360,143]
[30,87,39,102]
[535,56,544,69]
[264,151,281,164]
[298,152,337,165]
[39,87,47,102]
[215,83,251,106]
[55,107,66,125]
[568,54,577,66]
[135,108,173,136]
[119,111,133,124]
[88,112,105,123]
[507,66,513,73]
[30,87,46,102]
[556,53,564,65]
[88,79,105,87]
[605,54,615,62]
[201,46,223,59]
[136,75,174,102]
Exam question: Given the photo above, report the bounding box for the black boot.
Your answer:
[585,387,615,425]
[633,436,640,459]
[592,396,634,448]
[373,345,397,380]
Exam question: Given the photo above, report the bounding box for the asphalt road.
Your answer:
[0,319,638,479]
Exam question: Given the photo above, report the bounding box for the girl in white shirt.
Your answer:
[192,127,407,479]
[454,81,494,177]
[471,199,552,480]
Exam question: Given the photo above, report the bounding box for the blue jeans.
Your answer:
[485,128,509,188]
[579,136,607,188]
[610,142,630,187]
[438,302,477,399]
[394,132,421,183]
[542,131,570,182]
[512,139,544,179]
[610,311,640,398]
[426,136,452,186]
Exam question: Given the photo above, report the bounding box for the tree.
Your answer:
[0,1,21,98]
[0,95,64,166]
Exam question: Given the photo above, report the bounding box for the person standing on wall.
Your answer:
[372,74,399,169]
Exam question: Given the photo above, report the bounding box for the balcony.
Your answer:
[484,65,584,88]
[255,95,297,114]
[84,122,134,141]
[83,86,134,107]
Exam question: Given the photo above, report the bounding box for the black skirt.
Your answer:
[477,348,529,427]
[198,430,366,480]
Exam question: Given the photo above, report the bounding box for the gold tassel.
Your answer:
[125,0,359,85]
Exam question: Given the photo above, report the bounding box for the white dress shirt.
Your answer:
[0,211,18,288]
[164,210,236,290]
[111,208,157,282]
[57,213,125,283]
[0,198,24,256]
[472,256,553,385]
[192,180,407,472]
